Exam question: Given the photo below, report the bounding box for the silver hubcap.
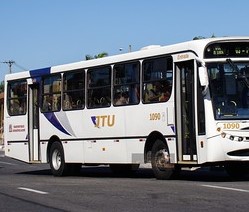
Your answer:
[52,149,61,170]
[155,149,170,171]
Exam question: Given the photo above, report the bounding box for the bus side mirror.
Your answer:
[196,58,208,86]
[199,67,208,86]
[198,67,209,95]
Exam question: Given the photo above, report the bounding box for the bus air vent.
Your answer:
[227,149,249,157]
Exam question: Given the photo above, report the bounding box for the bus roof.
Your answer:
[5,36,249,81]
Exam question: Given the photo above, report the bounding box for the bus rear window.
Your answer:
[7,80,27,116]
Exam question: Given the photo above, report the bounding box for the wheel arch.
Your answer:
[144,131,167,163]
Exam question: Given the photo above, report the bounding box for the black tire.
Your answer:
[225,162,249,179]
[49,141,69,176]
[151,139,175,180]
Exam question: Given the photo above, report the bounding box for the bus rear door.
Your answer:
[28,83,40,162]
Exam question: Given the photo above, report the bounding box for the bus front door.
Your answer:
[175,60,197,162]
[28,84,40,162]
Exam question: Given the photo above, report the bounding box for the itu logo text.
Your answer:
[91,115,115,128]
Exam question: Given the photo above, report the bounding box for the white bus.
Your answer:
[4,37,249,179]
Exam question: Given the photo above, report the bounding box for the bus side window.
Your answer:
[87,66,111,108]
[113,62,140,106]
[41,75,61,112]
[142,56,173,104]
[63,70,85,110]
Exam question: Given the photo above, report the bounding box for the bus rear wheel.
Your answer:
[49,141,69,176]
[151,139,175,180]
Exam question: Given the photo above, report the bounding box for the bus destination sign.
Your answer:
[204,42,249,58]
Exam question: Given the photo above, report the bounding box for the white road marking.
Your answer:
[0,161,16,165]
[18,187,49,195]
[202,184,249,193]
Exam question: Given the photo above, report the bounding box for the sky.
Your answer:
[0,0,249,81]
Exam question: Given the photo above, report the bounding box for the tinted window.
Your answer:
[7,80,27,115]
[63,70,85,110]
[41,75,61,112]
[113,62,140,106]
[142,56,173,103]
[87,66,111,108]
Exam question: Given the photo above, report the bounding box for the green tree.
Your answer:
[85,52,108,60]
[193,34,216,40]
[193,36,206,40]
[0,81,4,93]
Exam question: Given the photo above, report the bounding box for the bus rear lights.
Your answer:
[229,136,234,141]
[217,127,221,132]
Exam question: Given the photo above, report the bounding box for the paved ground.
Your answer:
[1,153,249,211]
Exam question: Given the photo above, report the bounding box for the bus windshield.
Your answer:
[207,61,249,120]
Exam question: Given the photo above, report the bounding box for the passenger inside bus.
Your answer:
[144,81,171,102]
[10,99,20,114]
[63,94,72,109]
[159,81,171,101]
[52,95,61,111]
[42,95,52,111]
[129,84,140,104]
[114,92,129,105]
[145,82,162,102]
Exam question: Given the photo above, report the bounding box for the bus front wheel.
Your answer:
[49,141,68,176]
[151,139,175,180]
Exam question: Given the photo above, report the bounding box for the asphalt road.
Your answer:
[1,150,249,212]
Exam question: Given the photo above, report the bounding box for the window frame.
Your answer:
[87,66,111,109]
[7,80,27,116]
[142,56,173,104]
[113,61,140,106]
[41,74,62,113]
[62,69,85,111]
